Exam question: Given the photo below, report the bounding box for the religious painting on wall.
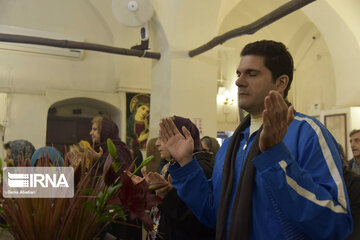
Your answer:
[126,93,150,150]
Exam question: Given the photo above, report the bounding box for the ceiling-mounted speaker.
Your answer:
[112,0,154,27]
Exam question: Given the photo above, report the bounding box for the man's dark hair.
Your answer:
[241,40,294,98]
[350,129,360,137]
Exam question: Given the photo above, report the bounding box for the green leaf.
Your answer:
[131,155,154,177]
[84,202,96,211]
[83,188,97,195]
[141,155,155,168]
[107,138,117,161]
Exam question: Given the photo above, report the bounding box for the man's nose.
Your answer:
[235,76,246,87]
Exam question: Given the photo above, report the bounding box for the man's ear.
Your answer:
[275,75,289,97]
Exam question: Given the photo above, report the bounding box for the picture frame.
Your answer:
[125,93,151,150]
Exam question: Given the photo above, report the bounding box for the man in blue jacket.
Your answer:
[158,40,353,239]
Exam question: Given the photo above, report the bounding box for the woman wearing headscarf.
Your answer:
[201,136,220,166]
[90,116,134,240]
[146,116,215,240]
[31,146,63,166]
[90,116,132,174]
[4,139,35,166]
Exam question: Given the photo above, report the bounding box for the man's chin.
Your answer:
[238,103,249,112]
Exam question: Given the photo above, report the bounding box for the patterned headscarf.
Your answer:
[7,140,36,166]
[30,146,63,166]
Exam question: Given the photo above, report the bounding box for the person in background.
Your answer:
[201,136,220,166]
[349,129,360,174]
[160,40,352,239]
[131,116,215,240]
[3,139,35,166]
[148,116,214,240]
[89,116,132,173]
[338,143,360,240]
[201,136,220,154]
[66,140,93,168]
[31,146,63,166]
[145,138,161,173]
[90,116,133,240]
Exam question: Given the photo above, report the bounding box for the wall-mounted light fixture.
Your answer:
[217,88,235,105]
[223,90,234,105]
[217,87,237,115]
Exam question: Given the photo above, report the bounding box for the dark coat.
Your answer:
[156,151,215,240]
[344,167,360,240]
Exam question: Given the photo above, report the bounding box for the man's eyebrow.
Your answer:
[236,69,259,75]
[245,69,259,73]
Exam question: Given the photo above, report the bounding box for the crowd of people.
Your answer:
[2,40,360,240]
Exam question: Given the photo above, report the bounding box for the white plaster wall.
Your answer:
[292,31,336,115]
[0,93,7,126]
[1,0,360,151]
[4,90,125,149]
[303,0,360,107]
[4,93,49,149]
[350,107,360,131]
[0,0,151,151]
[169,50,218,138]
[0,0,119,93]
[148,1,220,139]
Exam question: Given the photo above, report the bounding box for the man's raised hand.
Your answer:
[259,91,294,152]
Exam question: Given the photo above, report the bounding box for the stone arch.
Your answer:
[46,97,122,154]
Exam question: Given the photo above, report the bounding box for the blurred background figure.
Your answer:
[145,137,161,173]
[201,136,220,166]
[349,129,360,175]
[66,140,92,168]
[146,116,215,240]
[90,116,134,240]
[3,139,35,166]
[90,116,132,173]
[338,143,360,240]
[31,146,64,166]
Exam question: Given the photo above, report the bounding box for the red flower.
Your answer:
[108,172,161,230]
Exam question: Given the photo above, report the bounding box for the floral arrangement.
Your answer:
[0,139,162,240]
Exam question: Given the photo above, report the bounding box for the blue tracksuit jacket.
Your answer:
[169,112,353,240]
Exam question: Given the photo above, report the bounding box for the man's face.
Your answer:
[350,132,360,159]
[89,122,101,144]
[235,55,278,117]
